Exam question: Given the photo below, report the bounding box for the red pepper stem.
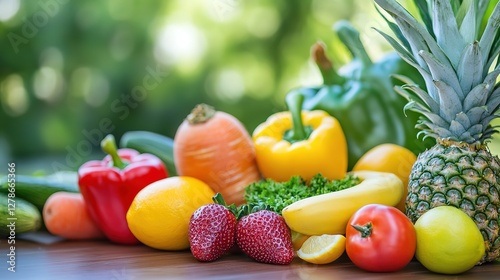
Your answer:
[352,223,373,238]
[101,134,127,169]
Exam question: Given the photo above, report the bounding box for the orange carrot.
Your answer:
[174,104,262,205]
[43,192,104,240]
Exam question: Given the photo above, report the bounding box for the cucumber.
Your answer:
[0,172,79,212]
[0,193,42,236]
[120,130,177,176]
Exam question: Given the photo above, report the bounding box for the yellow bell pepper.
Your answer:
[252,92,347,182]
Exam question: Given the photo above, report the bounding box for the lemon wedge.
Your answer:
[291,231,310,251]
[297,234,345,264]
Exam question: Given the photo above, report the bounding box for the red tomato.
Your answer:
[345,204,416,272]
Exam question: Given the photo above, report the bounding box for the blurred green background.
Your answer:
[3,0,498,174]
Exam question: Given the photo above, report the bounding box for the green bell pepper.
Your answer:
[287,20,433,169]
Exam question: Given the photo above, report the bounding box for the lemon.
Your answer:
[126,176,215,250]
[297,234,345,264]
[414,206,485,274]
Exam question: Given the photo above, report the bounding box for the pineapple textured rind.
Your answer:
[374,0,500,264]
[406,142,500,263]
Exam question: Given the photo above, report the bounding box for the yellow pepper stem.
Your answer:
[284,91,313,143]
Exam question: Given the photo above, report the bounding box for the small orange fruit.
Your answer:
[352,143,416,212]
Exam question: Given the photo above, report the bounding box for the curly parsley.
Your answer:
[244,174,360,214]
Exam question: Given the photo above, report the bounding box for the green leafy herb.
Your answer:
[244,174,360,214]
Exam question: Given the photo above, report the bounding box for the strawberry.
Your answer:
[188,194,237,262]
[236,209,294,265]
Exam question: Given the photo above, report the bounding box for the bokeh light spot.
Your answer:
[33,67,64,103]
[154,23,207,66]
[245,7,280,38]
[0,0,20,22]
[1,74,29,116]
[69,68,110,107]
[207,69,245,103]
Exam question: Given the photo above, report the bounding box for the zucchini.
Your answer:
[120,130,177,176]
[0,193,42,236]
[0,172,79,212]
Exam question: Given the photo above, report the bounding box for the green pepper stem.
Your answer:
[285,91,307,142]
[101,134,127,169]
[334,20,372,67]
[311,41,344,85]
[351,222,373,238]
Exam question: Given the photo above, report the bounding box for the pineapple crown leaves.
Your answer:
[373,0,500,144]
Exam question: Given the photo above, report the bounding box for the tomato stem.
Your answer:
[352,223,372,238]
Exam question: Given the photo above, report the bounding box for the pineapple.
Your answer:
[374,0,500,263]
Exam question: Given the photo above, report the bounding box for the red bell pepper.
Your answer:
[78,134,168,245]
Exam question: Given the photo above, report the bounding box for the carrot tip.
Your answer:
[187,104,216,124]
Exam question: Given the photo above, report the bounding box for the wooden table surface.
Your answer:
[2,239,500,279]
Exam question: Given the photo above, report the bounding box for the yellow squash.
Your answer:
[281,171,403,236]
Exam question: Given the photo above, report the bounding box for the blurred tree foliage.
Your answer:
[0,0,409,172]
